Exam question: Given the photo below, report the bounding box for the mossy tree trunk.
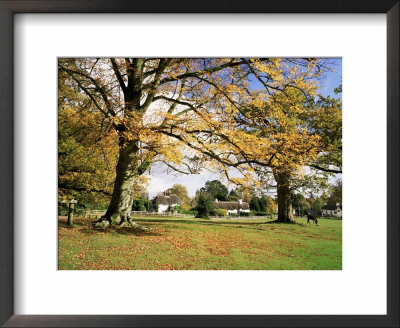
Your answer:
[93,141,144,228]
[93,141,152,230]
[94,58,153,230]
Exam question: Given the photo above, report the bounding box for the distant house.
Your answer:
[321,202,342,218]
[213,199,250,215]
[153,192,182,213]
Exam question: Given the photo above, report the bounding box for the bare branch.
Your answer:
[110,58,127,94]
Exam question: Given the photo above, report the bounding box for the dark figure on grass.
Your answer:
[307,209,318,226]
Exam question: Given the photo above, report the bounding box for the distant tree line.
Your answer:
[128,177,341,218]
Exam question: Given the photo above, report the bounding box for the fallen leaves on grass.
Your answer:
[74,252,87,259]
[136,229,192,249]
[58,216,342,270]
[156,263,179,270]
[164,235,192,249]
[202,231,248,256]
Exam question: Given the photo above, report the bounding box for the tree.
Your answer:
[200,180,229,201]
[262,89,341,222]
[227,81,341,222]
[292,193,311,216]
[169,184,190,207]
[249,196,261,212]
[235,186,253,204]
[259,195,267,212]
[227,189,239,201]
[195,192,214,218]
[311,198,324,216]
[131,198,147,211]
[326,179,342,205]
[265,196,277,214]
[58,72,119,208]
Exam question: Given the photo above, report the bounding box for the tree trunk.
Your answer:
[93,141,149,231]
[67,203,74,226]
[275,172,295,223]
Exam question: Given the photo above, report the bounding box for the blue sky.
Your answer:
[147,59,343,198]
[319,58,342,98]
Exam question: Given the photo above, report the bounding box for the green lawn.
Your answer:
[58,216,342,270]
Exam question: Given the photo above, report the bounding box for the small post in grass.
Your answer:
[67,200,77,225]
[59,199,78,226]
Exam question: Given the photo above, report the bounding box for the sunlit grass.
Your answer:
[58,216,341,270]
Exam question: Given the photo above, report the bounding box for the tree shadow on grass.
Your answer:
[263,219,307,227]
[263,220,291,225]
[59,216,275,227]
[133,218,273,226]
[132,218,282,233]
[59,217,307,236]
[58,217,162,236]
[78,225,163,237]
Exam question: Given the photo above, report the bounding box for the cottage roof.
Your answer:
[213,201,250,210]
[154,194,182,205]
[322,204,342,210]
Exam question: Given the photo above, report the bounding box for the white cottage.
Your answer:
[321,202,342,218]
[213,199,250,215]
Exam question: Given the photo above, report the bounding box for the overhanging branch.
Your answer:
[310,164,342,173]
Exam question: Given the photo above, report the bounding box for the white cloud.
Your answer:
[145,175,170,197]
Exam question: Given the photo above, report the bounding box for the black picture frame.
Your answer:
[0,1,398,327]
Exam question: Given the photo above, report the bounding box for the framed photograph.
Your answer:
[1,1,398,327]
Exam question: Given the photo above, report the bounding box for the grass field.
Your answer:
[58,216,342,270]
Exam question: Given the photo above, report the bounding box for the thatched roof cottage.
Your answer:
[213,199,250,215]
[153,192,182,213]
